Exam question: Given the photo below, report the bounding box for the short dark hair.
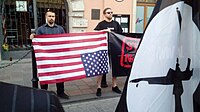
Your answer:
[45,8,55,15]
[103,8,112,14]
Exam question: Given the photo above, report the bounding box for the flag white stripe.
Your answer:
[33,34,107,42]
[37,57,81,65]
[39,71,85,81]
[38,63,83,73]
[33,39,107,50]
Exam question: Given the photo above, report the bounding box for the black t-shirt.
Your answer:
[94,20,123,33]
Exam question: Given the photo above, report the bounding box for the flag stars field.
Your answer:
[82,50,109,78]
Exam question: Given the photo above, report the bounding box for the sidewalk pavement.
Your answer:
[63,97,120,112]
[0,58,127,105]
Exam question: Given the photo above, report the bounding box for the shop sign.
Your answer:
[16,1,27,12]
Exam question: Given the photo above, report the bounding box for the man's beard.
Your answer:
[49,20,54,25]
[107,17,112,20]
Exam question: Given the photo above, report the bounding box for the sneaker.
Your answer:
[112,86,121,94]
[57,93,69,99]
[96,88,101,96]
[101,83,108,88]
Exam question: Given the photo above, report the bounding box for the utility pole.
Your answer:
[0,0,5,61]
[31,0,38,88]
[33,0,38,29]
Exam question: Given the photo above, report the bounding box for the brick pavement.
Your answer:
[0,58,127,104]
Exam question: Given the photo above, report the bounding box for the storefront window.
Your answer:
[136,1,156,33]
[136,6,144,33]
[147,6,154,23]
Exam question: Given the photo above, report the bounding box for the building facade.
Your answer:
[0,0,156,60]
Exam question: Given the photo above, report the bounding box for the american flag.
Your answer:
[32,31,109,85]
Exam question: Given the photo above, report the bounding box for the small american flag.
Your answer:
[32,31,109,85]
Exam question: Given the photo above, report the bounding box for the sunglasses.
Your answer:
[106,12,113,14]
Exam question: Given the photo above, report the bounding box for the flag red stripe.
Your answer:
[37,61,82,69]
[40,75,86,85]
[34,43,107,53]
[35,31,107,38]
[38,67,85,76]
[33,37,106,46]
[36,54,80,61]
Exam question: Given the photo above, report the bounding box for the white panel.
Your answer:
[72,18,88,27]
[71,0,84,11]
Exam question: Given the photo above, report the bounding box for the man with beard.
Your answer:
[94,7,123,96]
[31,9,69,99]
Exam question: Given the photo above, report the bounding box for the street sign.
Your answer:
[16,1,27,12]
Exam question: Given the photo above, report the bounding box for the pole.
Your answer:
[0,0,5,61]
[33,0,38,29]
[31,47,38,88]
[0,5,3,61]
[31,0,38,88]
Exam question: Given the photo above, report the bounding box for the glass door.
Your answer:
[136,3,155,33]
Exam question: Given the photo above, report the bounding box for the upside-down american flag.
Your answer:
[32,31,109,85]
